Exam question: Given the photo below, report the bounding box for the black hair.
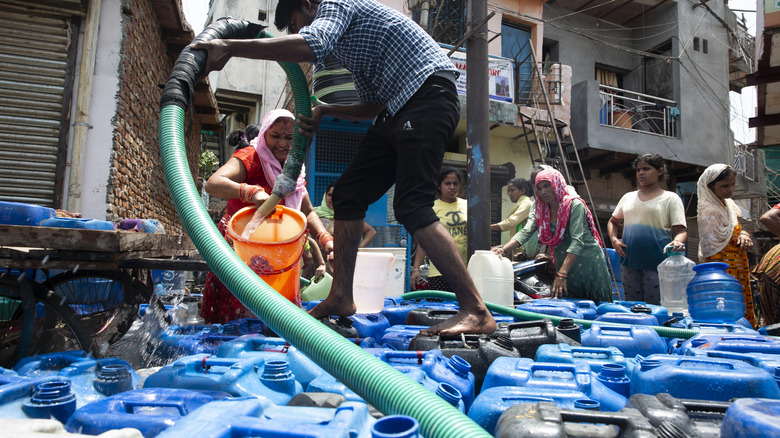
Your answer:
[529,165,547,188]
[632,153,667,180]
[325,181,336,194]
[508,177,532,196]
[245,124,259,141]
[275,0,320,33]
[438,166,462,186]
[708,166,737,189]
[227,124,260,149]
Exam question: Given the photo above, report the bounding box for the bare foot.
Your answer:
[419,310,496,336]
[308,296,356,320]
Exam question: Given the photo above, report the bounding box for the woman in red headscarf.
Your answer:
[493,168,612,301]
[200,109,333,323]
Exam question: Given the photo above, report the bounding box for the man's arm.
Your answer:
[190,35,317,74]
[761,207,780,237]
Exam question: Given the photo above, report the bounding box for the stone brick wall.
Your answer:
[108,0,202,235]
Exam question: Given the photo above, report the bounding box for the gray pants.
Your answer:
[621,265,660,305]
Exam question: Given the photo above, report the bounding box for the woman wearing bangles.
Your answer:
[492,168,612,301]
[697,164,757,327]
[201,110,333,323]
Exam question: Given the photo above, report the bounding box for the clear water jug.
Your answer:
[686,262,745,323]
[657,251,695,315]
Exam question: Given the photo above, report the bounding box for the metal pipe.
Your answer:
[466,0,491,257]
[420,0,430,31]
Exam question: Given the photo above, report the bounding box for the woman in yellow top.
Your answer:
[411,167,467,292]
[697,164,756,327]
[491,177,533,234]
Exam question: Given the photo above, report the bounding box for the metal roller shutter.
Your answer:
[0,8,75,207]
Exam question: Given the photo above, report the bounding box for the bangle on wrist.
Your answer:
[556,272,567,279]
[412,268,420,272]
[317,230,333,247]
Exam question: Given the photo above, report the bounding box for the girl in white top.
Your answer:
[607,154,687,304]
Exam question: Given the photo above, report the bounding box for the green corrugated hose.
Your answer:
[158,34,490,438]
[401,291,701,339]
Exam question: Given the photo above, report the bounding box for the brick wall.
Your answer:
[108,0,202,235]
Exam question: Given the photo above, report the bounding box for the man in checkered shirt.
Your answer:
[192,0,496,336]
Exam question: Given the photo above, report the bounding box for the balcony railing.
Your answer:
[598,85,679,138]
[516,61,563,105]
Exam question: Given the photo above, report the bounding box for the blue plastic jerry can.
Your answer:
[632,354,780,401]
[156,398,375,438]
[469,386,595,434]
[378,325,427,351]
[534,343,627,374]
[581,324,667,358]
[481,357,627,411]
[215,335,327,389]
[143,354,303,405]
[721,398,780,438]
[65,388,230,436]
[0,375,72,420]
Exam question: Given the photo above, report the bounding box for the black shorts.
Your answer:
[332,75,460,235]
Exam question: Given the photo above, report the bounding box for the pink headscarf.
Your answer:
[250,109,307,210]
[534,169,602,248]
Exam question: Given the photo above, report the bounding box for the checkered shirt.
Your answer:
[299,0,457,115]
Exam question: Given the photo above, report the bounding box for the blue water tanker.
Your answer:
[215,335,327,389]
[371,349,475,409]
[381,300,420,326]
[158,324,245,358]
[595,312,659,326]
[720,398,780,438]
[143,354,303,404]
[516,301,582,320]
[686,349,780,376]
[0,201,56,226]
[378,325,428,350]
[673,333,780,356]
[534,343,627,374]
[561,298,599,320]
[58,358,140,406]
[595,363,630,397]
[155,397,375,438]
[481,358,627,411]
[14,350,93,377]
[348,313,391,340]
[65,388,229,436]
[581,324,667,358]
[22,380,77,423]
[372,415,420,438]
[687,262,745,323]
[468,386,595,434]
[41,216,115,231]
[220,317,266,335]
[631,355,780,401]
[669,316,757,334]
[0,375,72,420]
[596,301,670,324]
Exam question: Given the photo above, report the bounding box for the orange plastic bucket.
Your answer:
[226,205,307,306]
